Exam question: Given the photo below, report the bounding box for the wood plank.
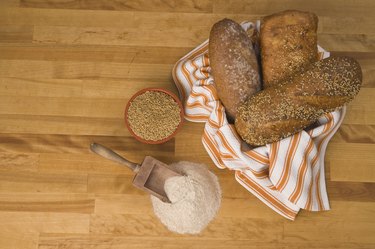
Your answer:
[31,27,375,51]
[0,59,173,80]
[0,96,126,118]
[0,115,127,136]
[0,0,19,7]
[319,16,375,35]
[94,194,153,215]
[0,171,87,193]
[0,25,33,43]
[0,78,174,98]
[283,220,375,243]
[0,44,190,64]
[0,7,251,29]
[0,232,38,249]
[326,143,375,182]
[38,148,175,175]
[343,88,375,125]
[0,211,90,234]
[318,34,375,52]
[0,134,174,156]
[37,234,375,249]
[89,214,284,240]
[32,25,209,48]
[94,196,375,222]
[2,7,375,36]
[330,124,375,144]
[87,174,146,195]
[213,0,375,18]
[296,201,375,222]
[94,193,283,220]
[327,181,375,202]
[0,152,38,172]
[20,0,213,13]
[0,193,95,213]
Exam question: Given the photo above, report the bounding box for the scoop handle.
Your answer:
[90,143,140,173]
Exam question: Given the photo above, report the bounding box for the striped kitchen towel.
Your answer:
[172,21,346,220]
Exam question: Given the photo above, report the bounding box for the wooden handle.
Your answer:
[90,143,140,172]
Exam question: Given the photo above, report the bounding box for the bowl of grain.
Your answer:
[125,88,184,144]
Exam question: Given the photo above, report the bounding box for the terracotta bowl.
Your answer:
[124,88,184,144]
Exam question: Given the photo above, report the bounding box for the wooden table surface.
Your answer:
[1,1,374,248]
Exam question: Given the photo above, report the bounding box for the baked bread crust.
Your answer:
[260,10,319,88]
[209,18,261,121]
[235,56,362,146]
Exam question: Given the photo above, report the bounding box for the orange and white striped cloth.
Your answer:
[172,21,346,220]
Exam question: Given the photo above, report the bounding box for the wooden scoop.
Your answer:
[90,143,182,203]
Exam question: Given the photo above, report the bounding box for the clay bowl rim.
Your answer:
[124,87,184,145]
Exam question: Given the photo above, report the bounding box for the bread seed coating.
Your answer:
[235,56,362,146]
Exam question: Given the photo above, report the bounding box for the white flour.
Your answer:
[151,161,221,234]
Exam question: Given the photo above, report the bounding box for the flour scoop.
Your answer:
[90,142,182,203]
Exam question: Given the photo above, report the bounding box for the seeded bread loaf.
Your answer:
[209,18,261,121]
[235,56,362,146]
[260,10,319,88]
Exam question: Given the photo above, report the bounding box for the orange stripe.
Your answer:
[217,130,238,159]
[191,59,202,80]
[172,42,209,109]
[315,113,335,210]
[192,58,209,79]
[272,136,295,185]
[269,142,279,176]
[186,100,212,112]
[203,130,234,160]
[200,67,210,78]
[205,84,219,100]
[244,150,270,165]
[190,90,211,106]
[207,118,221,129]
[203,52,210,67]
[250,168,269,179]
[236,172,297,219]
[289,138,314,203]
[268,185,277,191]
[202,131,224,166]
[181,63,193,87]
[305,113,334,210]
[304,180,314,210]
[183,44,208,84]
[215,103,225,127]
[228,124,242,141]
[316,170,324,210]
[184,113,209,120]
[276,133,302,191]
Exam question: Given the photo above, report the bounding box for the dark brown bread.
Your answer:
[260,10,318,88]
[235,56,362,146]
[209,18,261,121]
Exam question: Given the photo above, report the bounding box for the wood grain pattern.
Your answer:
[0,1,374,248]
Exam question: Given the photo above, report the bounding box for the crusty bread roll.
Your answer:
[260,10,318,88]
[209,18,261,121]
[235,56,362,146]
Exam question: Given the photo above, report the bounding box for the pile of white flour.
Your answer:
[151,161,221,234]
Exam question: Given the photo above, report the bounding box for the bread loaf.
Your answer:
[235,56,362,146]
[260,10,318,88]
[209,18,261,121]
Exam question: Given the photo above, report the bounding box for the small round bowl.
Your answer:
[124,88,184,144]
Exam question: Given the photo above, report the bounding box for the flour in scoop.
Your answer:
[151,161,221,234]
